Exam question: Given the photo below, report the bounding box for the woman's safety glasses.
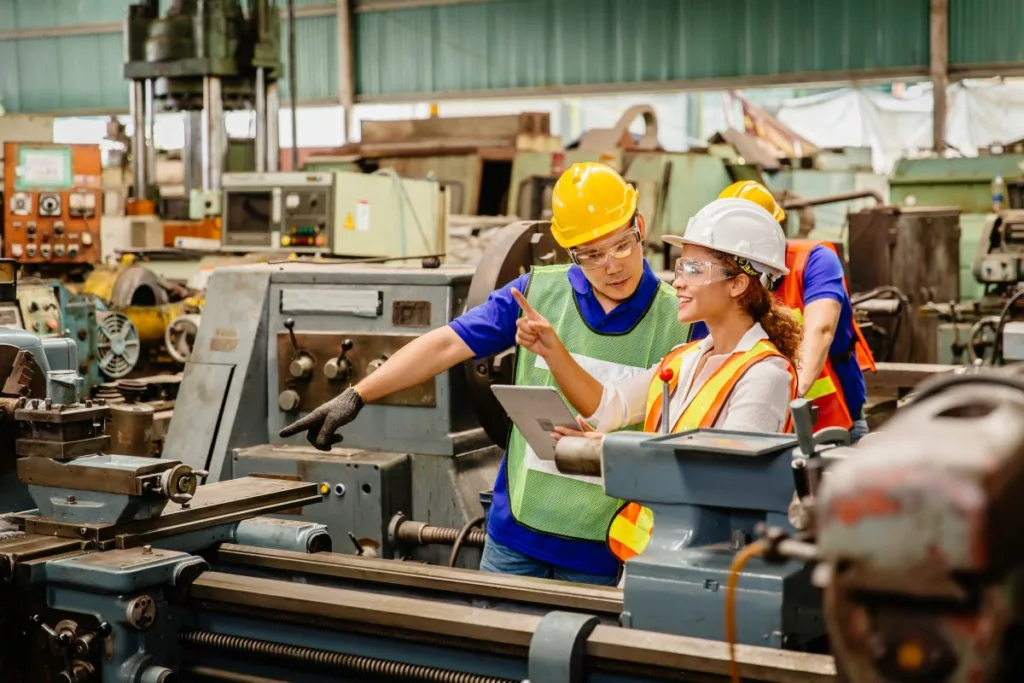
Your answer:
[569,225,641,270]
[673,258,736,286]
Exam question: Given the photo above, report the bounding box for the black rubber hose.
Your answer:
[447,516,486,568]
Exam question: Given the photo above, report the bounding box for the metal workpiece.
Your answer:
[110,402,157,457]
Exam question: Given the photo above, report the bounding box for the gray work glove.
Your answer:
[278,387,365,451]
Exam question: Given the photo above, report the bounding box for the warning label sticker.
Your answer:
[343,213,355,230]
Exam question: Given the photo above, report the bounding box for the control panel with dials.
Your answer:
[2,142,103,265]
[220,172,335,253]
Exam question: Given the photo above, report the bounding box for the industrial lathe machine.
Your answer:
[2,315,1022,681]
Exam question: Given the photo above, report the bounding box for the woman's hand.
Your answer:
[552,415,603,442]
[512,288,566,360]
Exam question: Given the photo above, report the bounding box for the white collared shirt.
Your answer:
[585,322,793,434]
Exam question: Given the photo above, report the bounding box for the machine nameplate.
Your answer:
[392,300,432,327]
[209,327,239,352]
[280,289,384,318]
[276,332,436,410]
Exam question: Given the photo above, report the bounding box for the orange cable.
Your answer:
[725,539,768,683]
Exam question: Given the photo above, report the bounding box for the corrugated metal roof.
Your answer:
[355,0,930,99]
[949,0,1024,67]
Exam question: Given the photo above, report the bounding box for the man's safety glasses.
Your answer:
[569,225,641,270]
[673,258,736,286]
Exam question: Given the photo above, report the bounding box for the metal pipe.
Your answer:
[179,630,516,683]
[201,77,212,191]
[130,81,147,199]
[781,190,885,211]
[144,79,156,192]
[255,67,267,172]
[266,82,280,171]
[287,0,298,170]
[208,76,225,191]
[554,436,603,477]
[183,111,203,198]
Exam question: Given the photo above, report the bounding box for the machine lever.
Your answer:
[348,532,365,556]
[283,318,301,357]
[789,398,817,457]
[792,458,811,499]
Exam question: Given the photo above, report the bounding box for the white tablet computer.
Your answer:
[491,385,581,461]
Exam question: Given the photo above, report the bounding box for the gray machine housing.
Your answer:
[0,327,80,512]
[164,262,500,565]
[603,430,825,650]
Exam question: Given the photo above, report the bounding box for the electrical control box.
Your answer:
[220,172,335,252]
[2,143,103,265]
[219,171,448,259]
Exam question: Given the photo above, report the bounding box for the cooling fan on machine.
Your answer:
[95,311,141,379]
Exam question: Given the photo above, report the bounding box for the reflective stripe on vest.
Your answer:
[607,502,653,562]
[778,241,877,431]
[506,264,692,543]
[608,339,798,562]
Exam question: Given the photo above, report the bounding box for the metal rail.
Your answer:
[188,571,836,682]
[214,544,620,614]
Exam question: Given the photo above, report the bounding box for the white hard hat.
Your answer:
[663,198,789,286]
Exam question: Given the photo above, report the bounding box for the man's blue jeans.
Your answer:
[849,418,869,442]
[479,536,618,586]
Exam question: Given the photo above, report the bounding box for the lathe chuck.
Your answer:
[463,221,569,447]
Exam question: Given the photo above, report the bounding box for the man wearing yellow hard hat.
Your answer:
[690,180,876,440]
[280,162,690,584]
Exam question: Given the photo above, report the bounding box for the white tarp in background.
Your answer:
[775,80,1024,173]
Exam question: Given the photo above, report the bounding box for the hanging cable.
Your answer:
[725,539,768,683]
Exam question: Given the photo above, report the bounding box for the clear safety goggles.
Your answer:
[673,258,737,286]
[569,223,641,270]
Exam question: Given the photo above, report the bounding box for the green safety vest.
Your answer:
[506,264,691,542]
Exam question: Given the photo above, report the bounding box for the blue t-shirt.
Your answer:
[449,261,663,577]
[690,245,866,419]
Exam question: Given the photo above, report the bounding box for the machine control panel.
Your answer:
[2,143,103,265]
[220,172,334,252]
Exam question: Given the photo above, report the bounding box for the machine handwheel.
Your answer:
[463,221,569,447]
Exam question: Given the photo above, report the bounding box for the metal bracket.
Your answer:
[527,611,599,683]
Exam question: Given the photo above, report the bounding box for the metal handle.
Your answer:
[789,398,817,457]
[284,318,300,356]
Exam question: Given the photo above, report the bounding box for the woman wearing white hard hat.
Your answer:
[512,197,802,566]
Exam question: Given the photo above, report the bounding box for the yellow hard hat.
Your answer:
[718,180,786,223]
[550,162,638,249]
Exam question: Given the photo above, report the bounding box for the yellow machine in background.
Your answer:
[80,264,201,374]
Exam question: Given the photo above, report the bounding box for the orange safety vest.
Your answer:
[777,240,877,431]
[606,339,798,563]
